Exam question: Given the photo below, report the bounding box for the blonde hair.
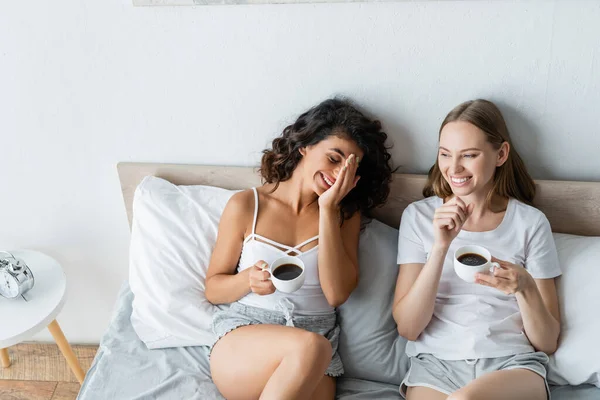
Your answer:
[423,99,536,206]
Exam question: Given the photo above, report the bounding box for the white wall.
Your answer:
[1,0,599,343]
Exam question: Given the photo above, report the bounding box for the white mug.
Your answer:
[453,245,500,283]
[262,256,305,293]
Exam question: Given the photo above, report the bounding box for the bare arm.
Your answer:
[517,278,561,354]
[394,196,473,340]
[392,244,448,341]
[315,153,363,307]
[205,191,262,304]
[318,210,361,307]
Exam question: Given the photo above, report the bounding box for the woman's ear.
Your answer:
[497,142,510,167]
[299,147,306,156]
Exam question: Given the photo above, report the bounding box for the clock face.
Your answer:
[0,270,19,298]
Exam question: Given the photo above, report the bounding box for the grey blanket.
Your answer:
[78,282,600,400]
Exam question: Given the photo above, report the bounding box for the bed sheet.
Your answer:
[78,282,600,400]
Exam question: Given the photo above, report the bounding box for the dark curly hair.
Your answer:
[259,98,393,221]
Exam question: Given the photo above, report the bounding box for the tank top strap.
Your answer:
[251,187,259,236]
[290,235,319,252]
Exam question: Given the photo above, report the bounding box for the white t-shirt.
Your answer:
[397,196,561,360]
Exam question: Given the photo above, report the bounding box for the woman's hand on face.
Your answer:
[433,196,474,248]
[475,257,534,295]
[318,153,361,211]
[249,260,276,296]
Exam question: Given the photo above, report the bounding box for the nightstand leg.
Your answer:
[47,319,85,383]
[0,348,10,368]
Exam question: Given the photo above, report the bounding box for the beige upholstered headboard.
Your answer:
[117,162,600,236]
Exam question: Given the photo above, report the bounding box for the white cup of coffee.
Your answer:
[453,245,500,283]
[262,256,305,293]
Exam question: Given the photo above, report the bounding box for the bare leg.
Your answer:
[210,324,332,400]
[311,376,336,400]
[406,386,448,400]
[1,348,10,368]
[448,369,546,400]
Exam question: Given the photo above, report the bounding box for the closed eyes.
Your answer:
[439,153,479,159]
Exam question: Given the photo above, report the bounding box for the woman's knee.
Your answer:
[295,330,332,365]
[447,391,475,400]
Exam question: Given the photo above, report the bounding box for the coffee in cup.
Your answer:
[262,256,305,293]
[457,253,488,266]
[272,263,303,281]
[453,245,500,283]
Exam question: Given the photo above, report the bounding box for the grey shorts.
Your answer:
[210,301,344,377]
[400,352,551,399]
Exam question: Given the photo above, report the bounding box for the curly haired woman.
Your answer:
[206,98,394,400]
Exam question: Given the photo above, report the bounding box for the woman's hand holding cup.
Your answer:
[249,260,276,296]
[433,196,474,248]
[249,257,306,295]
[475,257,535,295]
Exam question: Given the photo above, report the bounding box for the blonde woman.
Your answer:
[394,99,561,400]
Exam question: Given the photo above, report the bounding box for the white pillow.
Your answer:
[547,233,600,388]
[129,176,236,349]
[338,219,409,385]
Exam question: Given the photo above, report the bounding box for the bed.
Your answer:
[77,162,600,400]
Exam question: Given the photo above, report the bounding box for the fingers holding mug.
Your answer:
[249,260,275,295]
[251,260,270,278]
[490,261,503,275]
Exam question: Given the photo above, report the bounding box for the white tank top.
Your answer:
[237,188,334,316]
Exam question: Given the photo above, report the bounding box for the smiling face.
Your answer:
[299,135,364,196]
[438,121,509,198]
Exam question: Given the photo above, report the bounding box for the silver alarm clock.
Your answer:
[0,251,35,300]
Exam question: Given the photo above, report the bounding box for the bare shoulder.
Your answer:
[227,189,255,210]
[222,189,255,227]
